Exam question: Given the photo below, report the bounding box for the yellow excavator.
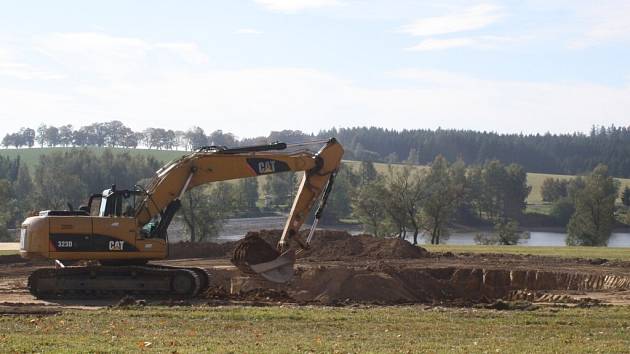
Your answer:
[19,138,343,298]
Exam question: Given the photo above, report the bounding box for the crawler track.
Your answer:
[27,264,210,299]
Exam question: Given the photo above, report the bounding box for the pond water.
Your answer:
[414,231,630,247]
[212,216,630,247]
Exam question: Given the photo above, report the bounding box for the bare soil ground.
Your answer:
[1,230,629,313]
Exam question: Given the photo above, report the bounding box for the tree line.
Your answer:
[1,121,237,151]
[5,122,630,177]
[317,125,630,178]
[325,158,624,246]
[321,157,531,245]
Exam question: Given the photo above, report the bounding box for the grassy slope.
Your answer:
[425,244,630,261]
[0,147,186,169]
[2,147,630,204]
[1,306,629,353]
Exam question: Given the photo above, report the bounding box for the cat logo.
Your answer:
[108,240,125,251]
[246,158,290,175]
[257,160,277,174]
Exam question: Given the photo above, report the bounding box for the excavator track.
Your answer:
[27,264,210,299]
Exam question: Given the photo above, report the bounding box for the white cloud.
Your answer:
[388,69,630,133]
[36,32,150,79]
[235,28,264,35]
[154,42,209,65]
[405,35,518,51]
[254,0,342,14]
[405,38,475,51]
[400,3,504,37]
[0,45,64,80]
[567,1,630,48]
[0,61,65,80]
[35,32,208,80]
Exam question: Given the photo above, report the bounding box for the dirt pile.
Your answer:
[169,229,428,262]
[244,230,428,261]
[291,266,416,304]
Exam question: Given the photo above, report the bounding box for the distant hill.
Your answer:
[5,123,630,176]
[320,126,630,178]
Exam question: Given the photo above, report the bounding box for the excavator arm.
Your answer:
[135,138,344,282]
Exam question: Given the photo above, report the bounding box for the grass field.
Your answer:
[424,244,630,261]
[1,305,628,353]
[2,147,630,204]
[0,146,186,168]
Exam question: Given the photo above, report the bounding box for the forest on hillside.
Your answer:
[3,122,630,177]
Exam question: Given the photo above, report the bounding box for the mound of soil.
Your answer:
[301,233,428,261]
[169,229,428,262]
[238,230,428,261]
[291,266,416,304]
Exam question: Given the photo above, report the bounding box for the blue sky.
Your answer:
[1,0,629,138]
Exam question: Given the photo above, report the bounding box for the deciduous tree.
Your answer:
[566,164,619,246]
[352,179,390,237]
[180,183,235,242]
[422,156,465,244]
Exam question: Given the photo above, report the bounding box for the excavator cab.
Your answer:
[83,185,142,218]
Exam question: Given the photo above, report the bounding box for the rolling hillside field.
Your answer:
[0,146,186,168]
[2,147,630,204]
[345,159,630,204]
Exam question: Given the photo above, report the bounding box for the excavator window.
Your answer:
[97,187,142,217]
[89,197,101,216]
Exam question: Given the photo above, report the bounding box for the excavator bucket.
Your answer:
[249,250,295,283]
[231,234,296,283]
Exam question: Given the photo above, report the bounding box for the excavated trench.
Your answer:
[178,230,630,305]
[290,266,630,304]
[222,264,630,305]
